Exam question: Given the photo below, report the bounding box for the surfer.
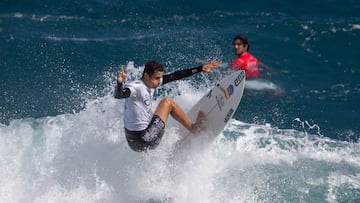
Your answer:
[231,34,284,95]
[197,34,269,79]
[231,34,261,78]
[114,60,220,152]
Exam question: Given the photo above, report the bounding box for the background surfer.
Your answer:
[231,34,261,78]
[231,34,284,94]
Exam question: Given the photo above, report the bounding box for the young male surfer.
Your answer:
[114,60,220,152]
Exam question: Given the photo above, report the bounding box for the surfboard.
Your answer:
[175,70,246,150]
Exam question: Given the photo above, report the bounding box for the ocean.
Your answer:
[0,0,359,202]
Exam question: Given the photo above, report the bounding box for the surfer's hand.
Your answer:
[117,66,128,83]
[202,60,220,73]
[195,58,208,65]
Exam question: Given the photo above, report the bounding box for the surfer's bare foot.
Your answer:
[190,111,206,134]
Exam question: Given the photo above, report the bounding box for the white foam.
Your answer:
[349,24,360,31]
[245,78,280,91]
[326,172,360,203]
[0,66,359,202]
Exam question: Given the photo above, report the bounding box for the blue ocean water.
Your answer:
[1,0,359,202]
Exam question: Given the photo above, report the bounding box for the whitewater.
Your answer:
[1,63,359,203]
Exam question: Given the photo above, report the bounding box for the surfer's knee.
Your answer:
[159,97,175,107]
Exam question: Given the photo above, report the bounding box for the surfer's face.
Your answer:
[144,71,163,88]
[233,39,248,56]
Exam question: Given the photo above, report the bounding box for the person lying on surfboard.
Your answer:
[114,60,220,152]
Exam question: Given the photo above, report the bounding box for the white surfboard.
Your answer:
[175,70,246,150]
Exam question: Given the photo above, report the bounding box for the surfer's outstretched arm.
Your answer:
[162,60,220,85]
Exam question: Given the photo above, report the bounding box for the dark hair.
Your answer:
[234,34,250,51]
[142,60,164,78]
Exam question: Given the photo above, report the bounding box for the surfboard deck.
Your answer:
[175,70,246,150]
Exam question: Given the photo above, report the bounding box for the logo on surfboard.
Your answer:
[234,71,245,87]
[217,84,234,100]
[224,108,234,123]
[216,94,225,111]
[224,84,234,99]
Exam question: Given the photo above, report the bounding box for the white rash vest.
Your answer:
[123,80,155,131]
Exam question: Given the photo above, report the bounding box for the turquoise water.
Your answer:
[1,1,359,202]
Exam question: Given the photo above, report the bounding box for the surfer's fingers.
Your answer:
[123,66,128,75]
[210,60,221,68]
[195,58,208,65]
[211,59,221,64]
